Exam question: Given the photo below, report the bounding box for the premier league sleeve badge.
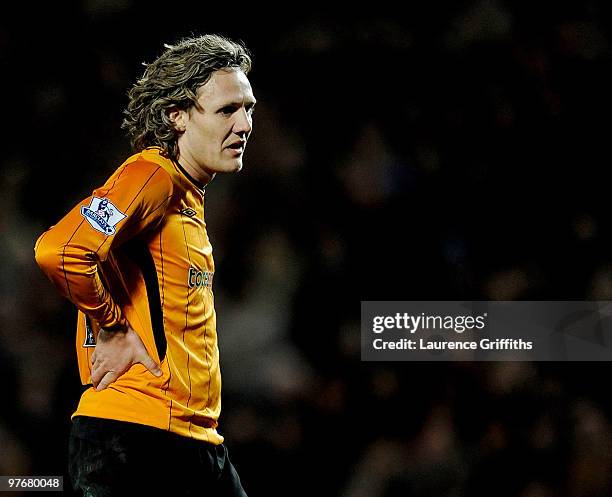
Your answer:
[80,197,128,235]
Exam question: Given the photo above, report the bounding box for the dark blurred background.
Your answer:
[3,1,612,496]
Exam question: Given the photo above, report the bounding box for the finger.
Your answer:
[91,362,112,387]
[91,365,106,387]
[138,354,162,377]
[91,358,104,374]
[91,350,96,365]
[96,370,119,391]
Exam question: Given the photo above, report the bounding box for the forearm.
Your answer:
[35,232,125,329]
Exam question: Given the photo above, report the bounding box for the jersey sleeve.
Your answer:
[34,159,174,329]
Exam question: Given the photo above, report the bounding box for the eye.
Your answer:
[219,106,237,116]
[218,103,256,117]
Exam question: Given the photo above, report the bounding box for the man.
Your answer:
[34,34,256,496]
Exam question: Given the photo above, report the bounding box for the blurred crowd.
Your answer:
[4,1,612,495]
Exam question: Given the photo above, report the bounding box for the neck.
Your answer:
[176,153,215,187]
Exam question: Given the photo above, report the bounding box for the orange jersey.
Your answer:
[34,147,223,444]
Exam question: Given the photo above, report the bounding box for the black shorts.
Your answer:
[68,416,247,497]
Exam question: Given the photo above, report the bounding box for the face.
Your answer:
[174,69,256,179]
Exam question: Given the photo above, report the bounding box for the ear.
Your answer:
[167,107,187,132]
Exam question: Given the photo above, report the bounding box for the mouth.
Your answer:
[226,141,246,154]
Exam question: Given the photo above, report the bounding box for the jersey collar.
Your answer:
[173,160,206,193]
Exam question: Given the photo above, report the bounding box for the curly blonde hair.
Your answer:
[122,34,252,160]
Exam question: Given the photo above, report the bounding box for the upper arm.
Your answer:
[35,160,174,270]
[89,161,174,258]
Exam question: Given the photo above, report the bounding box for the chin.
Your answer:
[214,158,243,174]
[229,160,243,173]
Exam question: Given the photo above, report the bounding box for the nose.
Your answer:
[233,108,252,137]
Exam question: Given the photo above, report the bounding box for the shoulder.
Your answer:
[116,152,175,197]
[92,152,175,212]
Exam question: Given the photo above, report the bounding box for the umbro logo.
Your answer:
[181,208,197,217]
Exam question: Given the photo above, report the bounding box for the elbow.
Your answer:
[34,232,62,276]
